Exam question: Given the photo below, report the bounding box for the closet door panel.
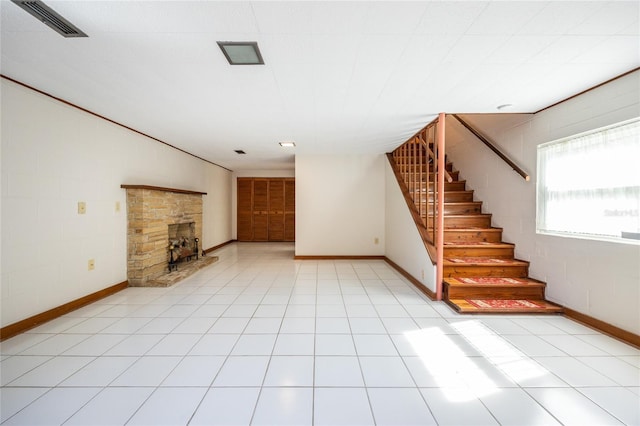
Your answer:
[253,179,269,241]
[237,178,253,241]
[237,177,295,242]
[268,180,285,241]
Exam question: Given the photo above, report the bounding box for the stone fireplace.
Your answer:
[121,185,206,286]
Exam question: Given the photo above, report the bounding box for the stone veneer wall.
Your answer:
[123,185,205,286]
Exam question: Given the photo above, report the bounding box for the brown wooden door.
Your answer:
[284,179,295,241]
[253,179,269,241]
[268,180,285,241]
[237,178,253,241]
[237,177,295,242]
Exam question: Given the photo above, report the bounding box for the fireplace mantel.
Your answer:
[121,184,207,196]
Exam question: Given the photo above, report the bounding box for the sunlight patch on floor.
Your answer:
[405,326,498,401]
[450,320,551,383]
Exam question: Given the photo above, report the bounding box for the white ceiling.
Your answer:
[1,1,638,171]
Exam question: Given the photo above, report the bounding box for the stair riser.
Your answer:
[398,163,454,171]
[426,192,474,202]
[409,183,468,193]
[401,171,460,182]
[427,216,493,229]
[413,193,475,203]
[431,171,459,180]
[417,203,482,215]
[429,182,467,191]
[438,203,482,215]
[444,265,528,278]
[444,230,503,243]
[445,285,544,299]
[443,246,514,258]
[395,158,453,171]
[443,215,492,228]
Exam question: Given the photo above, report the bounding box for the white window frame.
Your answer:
[536,117,640,244]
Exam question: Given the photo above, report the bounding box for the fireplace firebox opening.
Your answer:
[168,222,199,271]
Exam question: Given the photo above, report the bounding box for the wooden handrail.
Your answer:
[452,114,530,181]
[415,135,453,183]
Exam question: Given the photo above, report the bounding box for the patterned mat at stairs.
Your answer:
[448,298,563,314]
[447,277,538,285]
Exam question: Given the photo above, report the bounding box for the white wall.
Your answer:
[230,169,295,240]
[0,79,232,327]
[384,159,436,294]
[295,154,385,256]
[204,165,233,250]
[446,71,640,334]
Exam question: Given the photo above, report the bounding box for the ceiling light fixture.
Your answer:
[234,149,246,154]
[279,142,296,148]
[217,41,264,65]
[11,0,88,37]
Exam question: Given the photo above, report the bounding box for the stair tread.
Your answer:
[447,298,563,314]
[444,242,514,247]
[444,213,491,216]
[412,189,472,193]
[419,203,483,209]
[417,201,479,204]
[417,201,480,206]
[411,190,474,197]
[443,202,481,205]
[445,277,544,286]
[444,257,529,266]
[430,213,491,218]
[427,180,466,185]
[445,226,502,229]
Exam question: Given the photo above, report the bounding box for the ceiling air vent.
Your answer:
[11,0,88,38]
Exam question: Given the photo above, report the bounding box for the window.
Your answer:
[536,117,640,243]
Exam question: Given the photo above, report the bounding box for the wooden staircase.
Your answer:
[396,153,562,315]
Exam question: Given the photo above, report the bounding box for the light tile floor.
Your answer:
[1,242,638,425]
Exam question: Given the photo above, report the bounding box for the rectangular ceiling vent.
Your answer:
[11,0,88,38]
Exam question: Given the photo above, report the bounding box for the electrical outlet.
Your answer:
[374,237,379,245]
[421,269,424,280]
[88,259,95,271]
[115,201,120,212]
[78,202,86,214]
